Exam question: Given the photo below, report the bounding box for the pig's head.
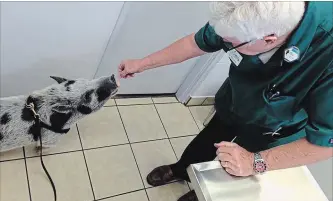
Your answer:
[27,74,119,129]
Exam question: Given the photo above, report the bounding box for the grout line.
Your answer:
[151,97,179,104]
[201,97,208,106]
[169,141,179,160]
[130,137,176,145]
[103,105,117,108]
[151,98,179,162]
[76,124,96,201]
[17,135,199,160]
[169,134,198,139]
[187,107,201,131]
[115,104,151,201]
[114,94,175,99]
[151,97,169,139]
[150,102,180,105]
[23,147,33,201]
[153,98,194,192]
[0,157,25,163]
[114,102,180,107]
[24,149,82,159]
[85,135,199,148]
[152,101,180,104]
[95,188,145,201]
[83,142,130,151]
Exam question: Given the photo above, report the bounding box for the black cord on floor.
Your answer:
[39,132,57,201]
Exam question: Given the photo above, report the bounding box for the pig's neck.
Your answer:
[25,94,73,130]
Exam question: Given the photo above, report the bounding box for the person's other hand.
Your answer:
[214,141,254,177]
[118,59,144,79]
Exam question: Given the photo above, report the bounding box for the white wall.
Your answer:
[0,2,123,97]
[94,2,211,94]
[191,52,230,98]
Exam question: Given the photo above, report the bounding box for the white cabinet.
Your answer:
[191,53,230,98]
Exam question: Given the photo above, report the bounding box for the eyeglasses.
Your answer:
[225,37,263,51]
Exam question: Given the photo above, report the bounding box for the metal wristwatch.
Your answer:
[253,152,267,174]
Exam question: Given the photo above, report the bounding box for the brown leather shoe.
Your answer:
[147,165,178,186]
[178,190,198,201]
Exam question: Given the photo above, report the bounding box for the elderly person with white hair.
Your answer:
[118,2,333,201]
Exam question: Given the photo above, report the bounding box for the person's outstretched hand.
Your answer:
[118,59,144,79]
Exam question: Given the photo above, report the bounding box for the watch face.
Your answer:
[254,161,266,173]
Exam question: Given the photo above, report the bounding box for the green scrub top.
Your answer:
[194,2,333,149]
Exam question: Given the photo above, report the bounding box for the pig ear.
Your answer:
[51,104,72,114]
[50,76,68,84]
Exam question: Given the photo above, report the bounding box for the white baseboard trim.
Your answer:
[176,50,225,104]
[185,96,215,106]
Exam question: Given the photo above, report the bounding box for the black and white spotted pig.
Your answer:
[0,75,119,153]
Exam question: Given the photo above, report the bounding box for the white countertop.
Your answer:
[187,161,329,201]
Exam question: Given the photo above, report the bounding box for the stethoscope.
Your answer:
[225,40,253,51]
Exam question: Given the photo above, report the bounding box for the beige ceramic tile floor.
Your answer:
[0,97,213,201]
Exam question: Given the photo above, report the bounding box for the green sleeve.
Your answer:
[194,22,226,53]
[304,67,333,147]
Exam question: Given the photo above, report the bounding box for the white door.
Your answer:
[94,2,211,95]
[0,2,124,97]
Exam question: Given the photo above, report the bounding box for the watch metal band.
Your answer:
[254,152,262,161]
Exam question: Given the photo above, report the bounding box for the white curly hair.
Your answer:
[209,1,305,43]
